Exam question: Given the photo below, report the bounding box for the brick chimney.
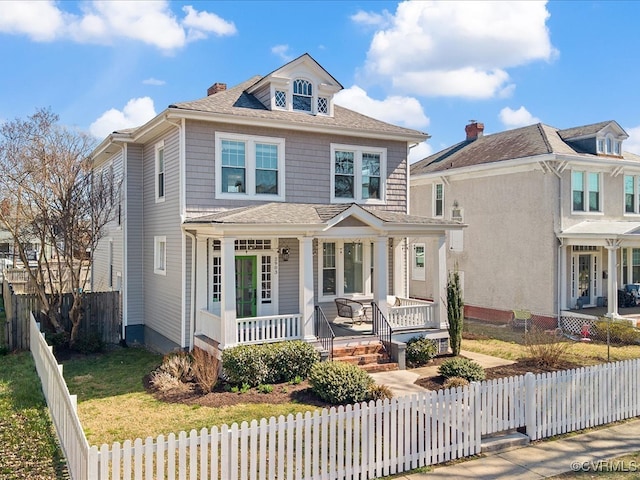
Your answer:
[207,82,227,96]
[465,121,484,141]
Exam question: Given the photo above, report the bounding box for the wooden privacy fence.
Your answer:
[2,280,121,350]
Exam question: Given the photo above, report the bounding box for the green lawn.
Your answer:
[0,351,67,479]
[62,347,325,446]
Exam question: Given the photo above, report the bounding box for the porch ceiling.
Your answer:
[559,220,640,245]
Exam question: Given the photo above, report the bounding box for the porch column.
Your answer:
[559,243,567,312]
[393,238,406,298]
[430,234,448,329]
[220,237,237,347]
[193,237,208,336]
[605,239,621,318]
[374,236,389,318]
[299,237,316,340]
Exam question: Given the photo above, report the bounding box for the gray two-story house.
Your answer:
[90,54,461,356]
[410,120,640,328]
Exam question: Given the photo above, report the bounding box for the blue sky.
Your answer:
[1,0,640,162]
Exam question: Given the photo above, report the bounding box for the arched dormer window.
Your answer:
[293,79,312,112]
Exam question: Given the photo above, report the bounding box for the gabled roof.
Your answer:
[183,202,462,234]
[558,120,627,141]
[411,122,640,176]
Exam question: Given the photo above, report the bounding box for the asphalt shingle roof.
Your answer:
[411,122,640,176]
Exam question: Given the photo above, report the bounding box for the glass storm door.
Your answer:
[235,256,257,318]
[578,254,592,306]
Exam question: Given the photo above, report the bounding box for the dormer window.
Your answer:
[293,79,312,112]
[275,90,286,108]
[317,97,328,114]
[597,134,622,156]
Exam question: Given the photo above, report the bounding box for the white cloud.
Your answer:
[334,85,429,130]
[143,77,166,86]
[409,141,433,164]
[625,125,640,155]
[351,10,392,27]
[0,1,236,52]
[271,45,293,62]
[499,106,541,129]
[362,1,556,98]
[90,97,156,139]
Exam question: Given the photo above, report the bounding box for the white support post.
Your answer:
[559,244,567,311]
[195,238,208,314]
[525,372,537,440]
[374,236,389,318]
[221,237,237,348]
[606,239,620,318]
[299,237,316,340]
[393,238,406,299]
[430,234,448,329]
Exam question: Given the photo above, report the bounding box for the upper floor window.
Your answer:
[598,135,622,156]
[331,144,386,204]
[434,183,444,217]
[317,97,328,114]
[625,175,640,214]
[293,79,312,112]
[572,171,600,212]
[155,141,165,202]
[275,90,286,108]
[215,132,285,201]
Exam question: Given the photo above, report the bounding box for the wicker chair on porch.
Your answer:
[335,298,367,325]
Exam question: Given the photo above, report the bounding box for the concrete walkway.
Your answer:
[370,350,640,478]
[402,419,640,479]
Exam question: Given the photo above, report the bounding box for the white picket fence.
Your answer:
[29,312,640,480]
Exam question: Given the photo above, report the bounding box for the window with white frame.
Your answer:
[331,144,386,203]
[625,175,640,214]
[598,135,622,156]
[155,141,165,202]
[154,236,166,275]
[434,183,444,217]
[317,96,328,114]
[215,133,285,200]
[572,171,600,212]
[412,243,425,281]
[275,90,286,109]
[319,241,373,299]
[293,78,312,112]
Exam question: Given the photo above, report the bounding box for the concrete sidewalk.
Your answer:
[401,418,640,479]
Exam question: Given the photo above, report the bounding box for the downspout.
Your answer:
[185,230,197,351]
[547,161,564,322]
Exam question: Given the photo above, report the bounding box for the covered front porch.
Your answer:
[184,203,462,355]
[558,221,640,318]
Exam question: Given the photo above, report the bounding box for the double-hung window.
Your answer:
[155,141,165,202]
[412,243,425,281]
[154,236,166,275]
[215,133,285,201]
[293,79,312,112]
[572,171,600,212]
[331,144,386,203]
[625,175,640,214]
[434,183,444,217]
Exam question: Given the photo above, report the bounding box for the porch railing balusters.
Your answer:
[314,306,335,360]
[371,302,393,356]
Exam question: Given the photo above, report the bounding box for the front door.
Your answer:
[577,254,592,307]
[235,256,257,318]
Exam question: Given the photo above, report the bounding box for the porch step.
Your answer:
[481,431,530,455]
[332,343,398,373]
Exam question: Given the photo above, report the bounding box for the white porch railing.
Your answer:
[197,309,302,347]
[388,297,439,329]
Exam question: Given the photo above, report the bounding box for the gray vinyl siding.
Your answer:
[92,151,124,293]
[142,128,185,349]
[184,120,408,213]
[125,144,144,325]
[278,238,299,314]
[251,84,271,108]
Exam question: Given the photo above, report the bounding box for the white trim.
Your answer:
[330,143,387,205]
[433,183,444,218]
[571,169,602,213]
[121,143,128,336]
[317,240,374,302]
[154,236,167,275]
[215,132,286,201]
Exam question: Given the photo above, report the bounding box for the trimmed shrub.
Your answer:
[438,357,485,382]
[269,340,320,383]
[222,345,269,386]
[593,320,640,345]
[309,361,374,405]
[443,376,469,389]
[406,336,438,367]
[368,383,393,401]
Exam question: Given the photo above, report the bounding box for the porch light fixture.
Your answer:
[280,248,290,261]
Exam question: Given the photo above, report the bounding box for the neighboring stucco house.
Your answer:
[410,120,640,325]
[90,54,461,355]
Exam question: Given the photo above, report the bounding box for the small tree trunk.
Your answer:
[68,294,84,347]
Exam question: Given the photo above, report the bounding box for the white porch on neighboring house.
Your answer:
[183,203,462,354]
[558,221,640,319]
